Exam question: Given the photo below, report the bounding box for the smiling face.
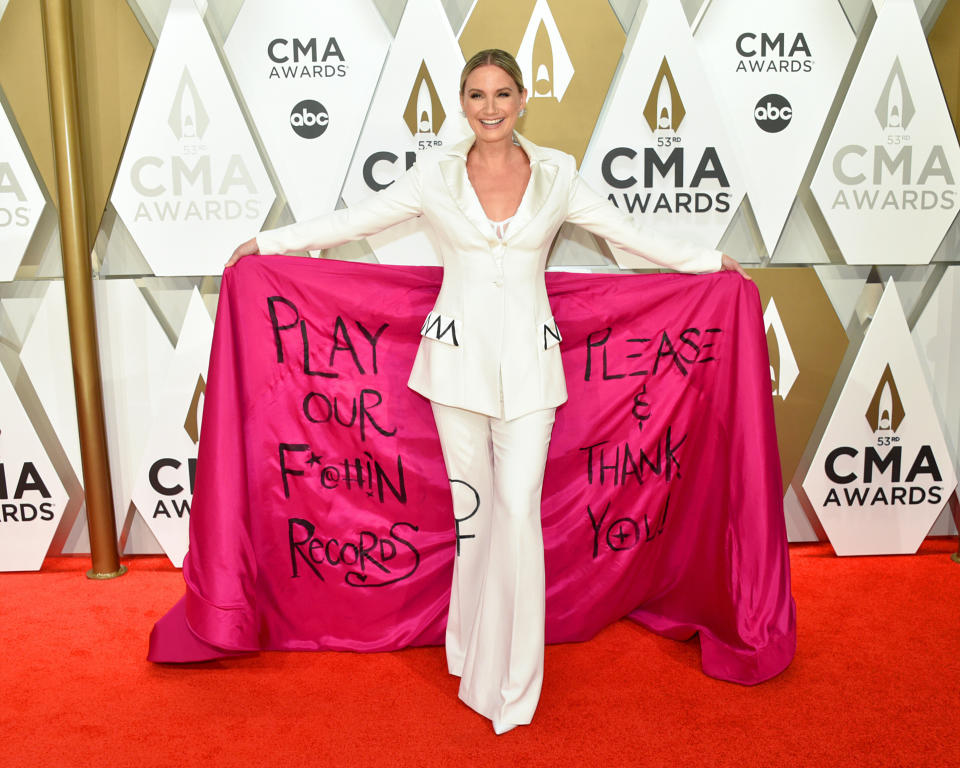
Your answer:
[460,64,527,146]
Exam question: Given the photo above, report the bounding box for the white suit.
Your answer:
[257,133,720,419]
[257,132,721,728]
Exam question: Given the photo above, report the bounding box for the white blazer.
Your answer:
[256,133,721,420]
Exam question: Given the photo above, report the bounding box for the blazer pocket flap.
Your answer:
[541,317,562,350]
[421,311,461,347]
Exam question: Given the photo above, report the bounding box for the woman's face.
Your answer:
[460,64,527,145]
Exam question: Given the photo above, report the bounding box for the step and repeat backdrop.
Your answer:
[0,0,958,570]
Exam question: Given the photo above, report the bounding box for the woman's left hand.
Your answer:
[720,253,752,280]
[226,237,261,268]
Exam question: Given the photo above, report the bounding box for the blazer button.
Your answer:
[493,278,503,287]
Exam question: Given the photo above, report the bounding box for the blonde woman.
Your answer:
[229,48,747,734]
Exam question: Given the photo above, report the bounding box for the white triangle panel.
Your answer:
[112,0,274,276]
[912,266,960,484]
[95,279,177,538]
[20,282,81,478]
[0,95,46,281]
[695,0,854,254]
[802,278,957,554]
[581,0,746,262]
[129,289,213,567]
[225,0,390,224]
[810,0,960,265]
[0,363,69,571]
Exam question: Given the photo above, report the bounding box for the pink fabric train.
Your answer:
[149,256,796,685]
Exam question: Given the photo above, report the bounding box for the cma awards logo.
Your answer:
[147,374,205,519]
[599,57,731,216]
[763,298,799,400]
[403,61,445,138]
[129,67,263,224]
[516,0,574,104]
[828,57,955,213]
[0,441,55,525]
[865,364,904,433]
[734,32,813,73]
[821,363,944,509]
[643,58,685,133]
[360,61,446,192]
[267,37,347,80]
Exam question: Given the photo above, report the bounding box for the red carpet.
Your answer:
[2,540,958,767]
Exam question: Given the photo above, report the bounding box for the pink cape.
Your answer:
[149,257,795,685]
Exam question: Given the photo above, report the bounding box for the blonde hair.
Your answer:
[459,49,525,95]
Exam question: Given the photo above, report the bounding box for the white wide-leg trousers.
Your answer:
[430,401,556,726]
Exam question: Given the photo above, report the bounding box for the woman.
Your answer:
[230,49,748,734]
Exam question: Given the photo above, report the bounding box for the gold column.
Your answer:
[41,0,125,580]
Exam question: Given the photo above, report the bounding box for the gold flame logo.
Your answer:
[184,375,206,445]
[764,297,799,400]
[865,363,905,432]
[643,57,685,133]
[767,324,781,397]
[403,60,445,137]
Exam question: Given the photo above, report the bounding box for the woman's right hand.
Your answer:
[720,253,752,281]
[226,237,260,267]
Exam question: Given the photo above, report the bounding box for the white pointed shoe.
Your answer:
[492,719,518,735]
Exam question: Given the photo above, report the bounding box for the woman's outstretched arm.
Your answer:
[226,162,423,267]
[565,172,749,279]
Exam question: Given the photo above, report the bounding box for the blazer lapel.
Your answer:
[507,133,559,241]
[438,132,559,245]
[439,135,494,243]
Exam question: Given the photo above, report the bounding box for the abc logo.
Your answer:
[754,94,792,133]
[290,100,329,139]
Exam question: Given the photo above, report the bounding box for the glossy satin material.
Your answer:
[149,257,796,686]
